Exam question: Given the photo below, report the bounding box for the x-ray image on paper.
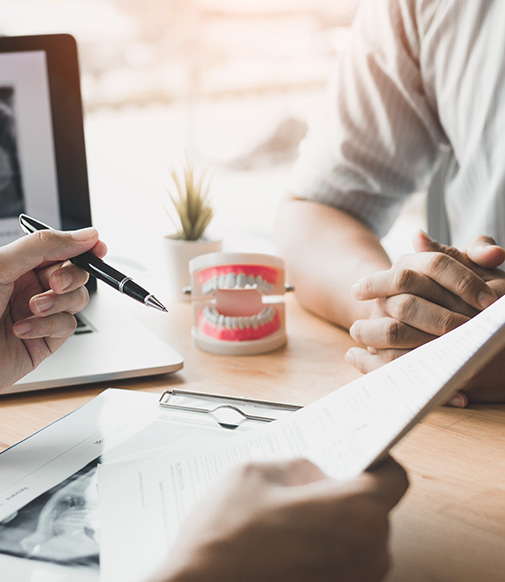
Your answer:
[0,86,25,218]
[0,458,100,569]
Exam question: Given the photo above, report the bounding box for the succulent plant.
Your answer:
[166,163,214,241]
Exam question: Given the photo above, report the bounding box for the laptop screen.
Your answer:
[0,49,60,243]
[0,34,92,243]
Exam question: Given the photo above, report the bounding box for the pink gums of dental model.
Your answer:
[198,308,281,341]
[189,252,288,355]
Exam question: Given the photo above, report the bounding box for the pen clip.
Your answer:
[18,214,52,235]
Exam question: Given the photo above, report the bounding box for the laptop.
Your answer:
[0,34,184,395]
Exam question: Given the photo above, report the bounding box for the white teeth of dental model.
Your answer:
[201,274,274,295]
[201,276,217,295]
[204,306,218,324]
[203,305,276,330]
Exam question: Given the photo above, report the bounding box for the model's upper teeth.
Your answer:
[202,273,274,294]
[203,305,276,329]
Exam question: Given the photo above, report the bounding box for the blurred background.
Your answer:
[0,0,422,260]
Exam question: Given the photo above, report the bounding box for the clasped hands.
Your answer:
[346,231,505,406]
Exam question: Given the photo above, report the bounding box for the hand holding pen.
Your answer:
[19,214,167,312]
[0,223,108,387]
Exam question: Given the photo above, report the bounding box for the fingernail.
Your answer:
[351,282,361,297]
[33,296,54,313]
[477,290,495,309]
[13,321,32,337]
[56,270,72,291]
[345,349,355,366]
[71,227,98,241]
[448,393,467,408]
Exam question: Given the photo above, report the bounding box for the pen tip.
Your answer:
[145,295,168,312]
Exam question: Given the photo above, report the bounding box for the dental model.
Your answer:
[188,252,289,355]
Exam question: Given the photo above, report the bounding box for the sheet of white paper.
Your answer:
[0,388,242,582]
[0,389,161,522]
[98,295,505,582]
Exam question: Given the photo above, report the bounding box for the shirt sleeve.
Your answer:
[290,0,446,238]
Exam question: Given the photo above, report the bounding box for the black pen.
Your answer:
[19,214,167,312]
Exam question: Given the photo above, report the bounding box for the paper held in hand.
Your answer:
[98,295,505,582]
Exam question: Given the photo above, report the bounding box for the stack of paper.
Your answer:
[97,295,505,582]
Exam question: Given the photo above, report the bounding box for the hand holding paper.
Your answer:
[147,457,408,582]
[98,295,505,582]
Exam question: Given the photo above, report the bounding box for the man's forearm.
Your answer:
[275,195,391,328]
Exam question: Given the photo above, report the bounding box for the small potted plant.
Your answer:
[162,162,222,301]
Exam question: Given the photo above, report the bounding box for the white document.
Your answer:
[0,389,169,582]
[98,295,505,582]
[0,388,244,582]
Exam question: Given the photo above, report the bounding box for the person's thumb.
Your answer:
[464,236,505,269]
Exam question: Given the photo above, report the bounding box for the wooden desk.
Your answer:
[1,295,504,582]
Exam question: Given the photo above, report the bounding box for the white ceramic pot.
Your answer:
[162,235,222,301]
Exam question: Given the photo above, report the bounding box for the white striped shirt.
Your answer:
[291,0,505,248]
